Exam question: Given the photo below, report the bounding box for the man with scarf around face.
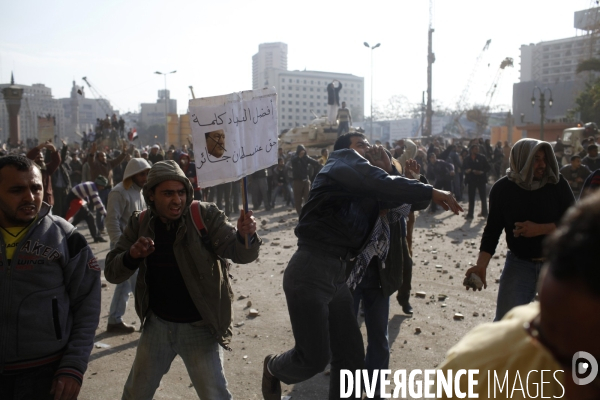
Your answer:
[465,139,575,321]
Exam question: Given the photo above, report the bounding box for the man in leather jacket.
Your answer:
[262,133,462,400]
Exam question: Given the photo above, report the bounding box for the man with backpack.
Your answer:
[104,160,261,399]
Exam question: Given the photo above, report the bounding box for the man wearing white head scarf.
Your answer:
[464,138,575,321]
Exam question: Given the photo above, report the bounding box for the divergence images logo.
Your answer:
[572,351,598,386]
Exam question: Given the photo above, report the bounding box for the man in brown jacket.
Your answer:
[86,141,128,233]
[26,140,60,208]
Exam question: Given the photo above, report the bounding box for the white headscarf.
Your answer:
[506,138,559,190]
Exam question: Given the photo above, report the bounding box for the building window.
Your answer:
[296,101,299,105]
[303,116,307,120]
[303,88,306,91]
[303,95,307,98]
[289,108,292,112]
[296,79,299,83]
[303,109,307,112]
[296,94,299,98]
[310,102,314,106]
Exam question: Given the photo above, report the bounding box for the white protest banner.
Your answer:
[188,88,278,188]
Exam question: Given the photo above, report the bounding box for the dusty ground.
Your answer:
[78,199,507,400]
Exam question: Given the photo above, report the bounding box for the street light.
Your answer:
[364,42,381,142]
[531,86,553,141]
[155,70,177,144]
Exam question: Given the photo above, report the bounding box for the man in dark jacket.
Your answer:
[463,144,490,219]
[290,145,320,215]
[582,143,600,172]
[262,133,462,400]
[51,140,73,218]
[326,80,342,125]
[427,152,455,213]
[270,157,292,208]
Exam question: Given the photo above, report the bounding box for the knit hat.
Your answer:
[143,160,193,213]
[95,175,109,187]
[122,158,151,190]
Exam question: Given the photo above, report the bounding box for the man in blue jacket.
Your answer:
[262,133,462,399]
[0,155,100,400]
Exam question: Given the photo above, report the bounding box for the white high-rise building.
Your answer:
[252,42,288,90]
[253,42,364,133]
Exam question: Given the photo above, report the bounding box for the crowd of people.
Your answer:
[0,127,599,400]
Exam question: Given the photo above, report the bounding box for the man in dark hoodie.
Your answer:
[105,160,260,399]
[291,145,321,215]
[262,133,462,400]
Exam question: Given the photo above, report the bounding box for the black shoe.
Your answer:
[262,355,281,400]
[397,295,413,315]
[94,237,107,243]
[107,321,136,334]
[465,215,474,220]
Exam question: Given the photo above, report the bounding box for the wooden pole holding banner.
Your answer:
[240,177,250,249]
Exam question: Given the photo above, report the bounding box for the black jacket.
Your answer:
[295,149,433,258]
[327,82,342,106]
[291,145,320,181]
[462,154,490,185]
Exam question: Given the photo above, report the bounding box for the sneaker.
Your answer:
[107,321,136,334]
[94,237,107,243]
[262,355,281,400]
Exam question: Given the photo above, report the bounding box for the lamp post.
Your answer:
[531,86,553,141]
[155,70,177,143]
[364,42,380,142]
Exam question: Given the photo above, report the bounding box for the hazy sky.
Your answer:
[1,0,595,117]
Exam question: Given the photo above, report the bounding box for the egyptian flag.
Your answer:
[128,128,138,141]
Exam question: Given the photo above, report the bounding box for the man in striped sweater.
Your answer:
[65,176,108,243]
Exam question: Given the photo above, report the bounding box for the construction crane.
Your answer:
[466,57,514,136]
[81,77,115,116]
[453,39,492,136]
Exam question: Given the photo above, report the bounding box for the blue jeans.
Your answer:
[269,247,365,400]
[352,262,390,399]
[108,241,137,325]
[122,312,231,400]
[494,251,543,321]
[108,270,137,325]
[271,183,292,207]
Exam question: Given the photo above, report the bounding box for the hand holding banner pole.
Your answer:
[241,177,250,249]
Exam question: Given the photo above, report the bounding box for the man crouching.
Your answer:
[105,160,261,399]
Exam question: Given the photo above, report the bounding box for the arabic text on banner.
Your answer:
[188,88,278,188]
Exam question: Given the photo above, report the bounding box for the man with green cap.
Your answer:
[105,160,260,399]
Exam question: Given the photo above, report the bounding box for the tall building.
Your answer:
[253,42,364,133]
[252,42,288,90]
[513,7,600,125]
[0,80,66,143]
[268,69,364,133]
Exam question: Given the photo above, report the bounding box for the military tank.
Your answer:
[279,116,364,156]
